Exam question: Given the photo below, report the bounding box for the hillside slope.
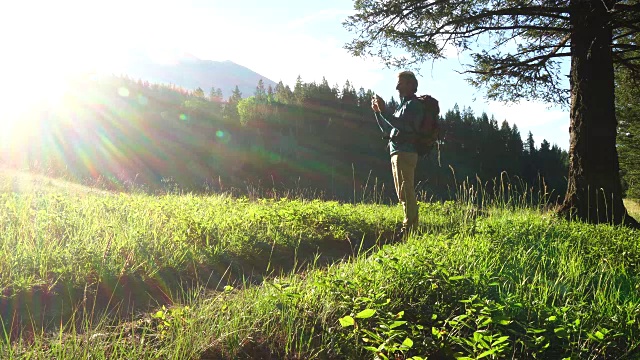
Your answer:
[0,167,111,195]
[121,53,278,98]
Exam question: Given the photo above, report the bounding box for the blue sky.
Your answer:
[1,0,570,149]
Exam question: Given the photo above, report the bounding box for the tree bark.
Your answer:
[559,0,639,227]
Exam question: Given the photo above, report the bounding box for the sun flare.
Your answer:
[0,58,73,146]
[1,1,135,148]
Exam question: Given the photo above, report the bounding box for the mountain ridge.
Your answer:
[119,53,278,99]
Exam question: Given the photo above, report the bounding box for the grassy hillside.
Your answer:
[0,169,638,359]
[0,167,111,195]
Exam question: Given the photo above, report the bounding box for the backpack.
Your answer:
[414,95,440,157]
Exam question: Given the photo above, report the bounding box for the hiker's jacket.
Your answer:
[375,94,424,155]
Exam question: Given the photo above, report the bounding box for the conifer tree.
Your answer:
[267,84,275,103]
[275,81,293,104]
[223,86,243,122]
[526,132,537,156]
[209,87,223,103]
[294,75,307,105]
[193,87,205,98]
[345,0,640,226]
[255,79,267,102]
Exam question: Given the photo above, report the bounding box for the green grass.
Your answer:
[0,172,406,294]
[0,170,639,359]
[0,169,410,338]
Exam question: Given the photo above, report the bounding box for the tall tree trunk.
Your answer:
[559,0,639,227]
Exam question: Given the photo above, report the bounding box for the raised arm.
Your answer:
[375,99,423,134]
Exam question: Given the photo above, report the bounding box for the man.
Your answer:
[371,71,424,237]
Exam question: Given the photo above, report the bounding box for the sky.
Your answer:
[1,0,570,150]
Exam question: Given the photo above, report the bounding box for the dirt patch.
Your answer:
[0,271,176,342]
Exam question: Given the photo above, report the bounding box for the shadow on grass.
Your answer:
[0,227,400,342]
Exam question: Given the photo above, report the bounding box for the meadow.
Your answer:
[0,169,639,359]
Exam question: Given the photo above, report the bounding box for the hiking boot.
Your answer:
[400,223,419,238]
[398,226,413,239]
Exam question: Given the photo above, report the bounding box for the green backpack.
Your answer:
[414,94,440,156]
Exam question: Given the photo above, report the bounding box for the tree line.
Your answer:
[0,74,579,203]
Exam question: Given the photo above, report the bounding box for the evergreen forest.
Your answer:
[1,74,574,203]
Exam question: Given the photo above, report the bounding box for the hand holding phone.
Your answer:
[371,94,385,113]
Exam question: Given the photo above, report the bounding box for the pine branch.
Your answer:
[612,28,640,41]
[463,52,571,75]
[469,33,572,74]
[511,43,572,59]
[614,53,640,75]
[612,19,640,32]
[445,5,571,22]
[612,2,640,13]
[434,25,569,35]
[612,43,640,50]
[616,55,640,62]
[392,2,571,41]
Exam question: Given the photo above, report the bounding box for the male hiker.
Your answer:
[371,71,424,237]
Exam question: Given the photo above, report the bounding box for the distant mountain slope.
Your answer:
[120,54,278,99]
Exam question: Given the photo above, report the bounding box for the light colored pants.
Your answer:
[391,152,419,229]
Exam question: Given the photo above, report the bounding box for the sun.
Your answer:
[0,53,74,145]
[0,1,133,148]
